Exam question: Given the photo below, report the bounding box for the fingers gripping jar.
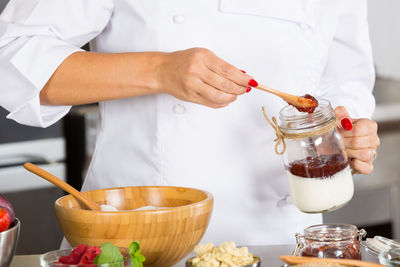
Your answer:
[264,100,354,213]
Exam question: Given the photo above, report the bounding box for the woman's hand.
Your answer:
[335,106,380,174]
[156,48,254,108]
[40,48,254,107]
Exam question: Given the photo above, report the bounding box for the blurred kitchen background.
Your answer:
[0,0,400,255]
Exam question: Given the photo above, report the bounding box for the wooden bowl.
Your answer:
[54,186,213,267]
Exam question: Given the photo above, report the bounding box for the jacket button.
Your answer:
[173,14,185,24]
[173,104,186,114]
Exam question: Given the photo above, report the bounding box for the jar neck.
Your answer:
[279,100,335,134]
[304,224,358,242]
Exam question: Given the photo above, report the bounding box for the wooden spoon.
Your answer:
[24,162,101,211]
[280,255,385,267]
[256,84,318,108]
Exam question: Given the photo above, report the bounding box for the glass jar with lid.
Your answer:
[294,224,367,260]
[276,99,353,213]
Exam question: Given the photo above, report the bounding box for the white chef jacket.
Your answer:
[0,0,375,245]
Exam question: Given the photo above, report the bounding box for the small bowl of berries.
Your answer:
[0,193,20,267]
[40,241,145,267]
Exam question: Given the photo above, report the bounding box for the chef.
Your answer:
[0,0,379,245]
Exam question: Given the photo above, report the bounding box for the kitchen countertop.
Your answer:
[11,244,380,267]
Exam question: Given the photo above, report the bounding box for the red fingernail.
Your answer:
[248,79,258,87]
[341,118,353,131]
[241,70,246,73]
[246,87,251,93]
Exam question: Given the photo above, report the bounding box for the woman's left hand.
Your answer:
[334,106,380,174]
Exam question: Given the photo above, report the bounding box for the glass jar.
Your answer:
[279,100,353,213]
[379,248,400,267]
[40,248,132,267]
[294,224,367,260]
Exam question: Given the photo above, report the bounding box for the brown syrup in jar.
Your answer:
[287,154,348,178]
[301,236,361,260]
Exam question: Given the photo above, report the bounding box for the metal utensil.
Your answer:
[0,218,20,267]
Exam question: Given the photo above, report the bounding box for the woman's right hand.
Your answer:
[156,48,255,108]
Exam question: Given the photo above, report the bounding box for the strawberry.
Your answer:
[0,207,10,232]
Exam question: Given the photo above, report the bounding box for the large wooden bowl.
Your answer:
[55,186,213,267]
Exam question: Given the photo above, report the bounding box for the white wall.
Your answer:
[368,0,400,79]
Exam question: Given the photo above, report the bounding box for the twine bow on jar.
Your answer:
[262,106,286,155]
[262,106,339,155]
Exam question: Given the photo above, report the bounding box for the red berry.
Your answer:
[0,208,10,232]
[72,244,89,256]
[59,255,78,264]
[58,244,89,264]
[79,246,101,265]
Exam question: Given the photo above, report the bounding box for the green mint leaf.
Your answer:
[129,241,140,254]
[129,241,146,267]
[94,242,124,265]
[132,257,140,267]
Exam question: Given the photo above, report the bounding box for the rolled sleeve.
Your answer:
[7,97,71,128]
[11,35,82,95]
[5,35,81,127]
[0,0,114,127]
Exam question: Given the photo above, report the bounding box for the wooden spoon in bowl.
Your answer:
[280,255,385,267]
[256,84,318,109]
[24,162,101,211]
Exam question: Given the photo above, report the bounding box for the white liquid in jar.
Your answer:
[287,166,354,213]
